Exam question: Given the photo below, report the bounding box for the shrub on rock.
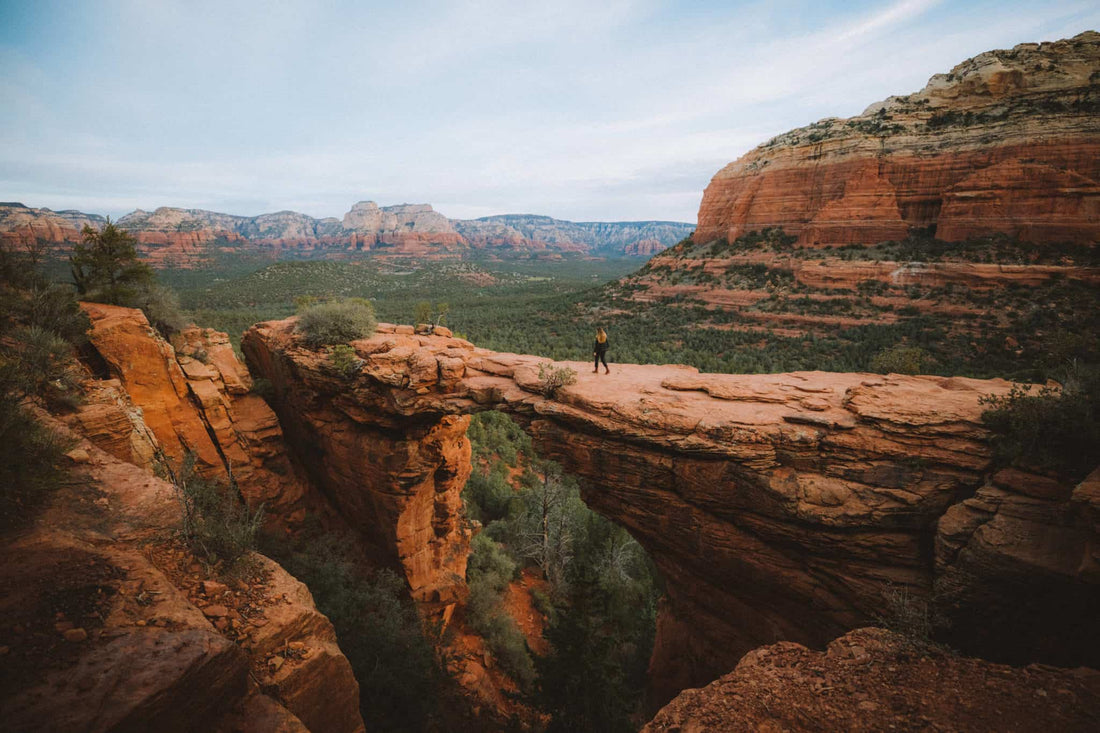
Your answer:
[296,299,377,348]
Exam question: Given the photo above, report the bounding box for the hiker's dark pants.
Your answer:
[594,350,608,370]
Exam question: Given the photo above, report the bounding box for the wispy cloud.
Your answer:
[1,0,1098,222]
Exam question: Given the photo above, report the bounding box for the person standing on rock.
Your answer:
[593,327,610,374]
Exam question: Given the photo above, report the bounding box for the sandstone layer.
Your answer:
[642,627,1100,732]
[79,303,310,525]
[696,32,1100,247]
[244,319,1100,706]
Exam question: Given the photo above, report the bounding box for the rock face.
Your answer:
[242,322,475,615]
[623,238,669,256]
[696,32,1100,247]
[243,319,1100,707]
[455,215,691,255]
[0,201,693,264]
[79,303,309,525]
[0,415,364,733]
[0,202,105,255]
[642,627,1100,733]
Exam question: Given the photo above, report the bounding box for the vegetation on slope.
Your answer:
[463,411,659,731]
[70,220,186,335]
[260,528,450,733]
[147,233,1099,385]
[0,244,86,530]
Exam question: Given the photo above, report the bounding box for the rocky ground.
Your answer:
[0,417,363,733]
[643,628,1100,732]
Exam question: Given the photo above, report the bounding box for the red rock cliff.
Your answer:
[1,320,364,732]
[79,303,310,525]
[243,320,1100,707]
[696,32,1100,247]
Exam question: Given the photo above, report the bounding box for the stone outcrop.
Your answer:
[0,416,364,733]
[79,303,309,525]
[642,627,1100,732]
[696,32,1100,247]
[243,319,1100,706]
[242,322,475,616]
[623,238,669,257]
[0,201,692,264]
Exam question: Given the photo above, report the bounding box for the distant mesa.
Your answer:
[616,31,1100,337]
[0,198,693,266]
[695,30,1100,248]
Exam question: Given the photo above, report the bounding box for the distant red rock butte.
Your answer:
[696,31,1100,248]
[0,200,693,265]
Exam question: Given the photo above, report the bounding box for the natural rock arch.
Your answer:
[243,319,1100,705]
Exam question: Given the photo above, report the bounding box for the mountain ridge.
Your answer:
[0,199,694,265]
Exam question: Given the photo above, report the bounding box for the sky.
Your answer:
[1,1,1097,224]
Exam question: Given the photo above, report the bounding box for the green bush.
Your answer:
[537,363,577,397]
[414,300,432,326]
[870,344,930,375]
[467,575,535,689]
[165,454,264,567]
[468,410,532,464]
[464,469,516,524]
[11,325,82,408]
[23,283,92,345]
[133,283,188,336]
[293,294,319,312]
[329,344,361,377]
[0,246,86,528]
[980,367,1100,481]
[467,532,518,592]
[464,532,535,687]
[296,299,377,347]
[0,381,69,532]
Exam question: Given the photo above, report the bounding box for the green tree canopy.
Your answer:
[70,220,154,305]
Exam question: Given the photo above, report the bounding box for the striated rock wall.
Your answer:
[243,319,1100,706]
[696,32,1100,247]
[242,322,475,615]
[79,303,310,525]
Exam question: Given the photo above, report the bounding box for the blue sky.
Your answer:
[1,0,1097,223]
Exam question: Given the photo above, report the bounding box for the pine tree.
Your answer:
[70,219,153,305]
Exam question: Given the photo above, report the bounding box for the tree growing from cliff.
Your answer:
[69,220,186,335]
[70,220,154,305]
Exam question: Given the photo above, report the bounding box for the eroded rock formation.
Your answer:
[79,303,310,524]
[242,321,475,616]
[0,415,364,733]
[696,31,1100,247]
[244,319,1100,706]
[642,627,1100,732]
